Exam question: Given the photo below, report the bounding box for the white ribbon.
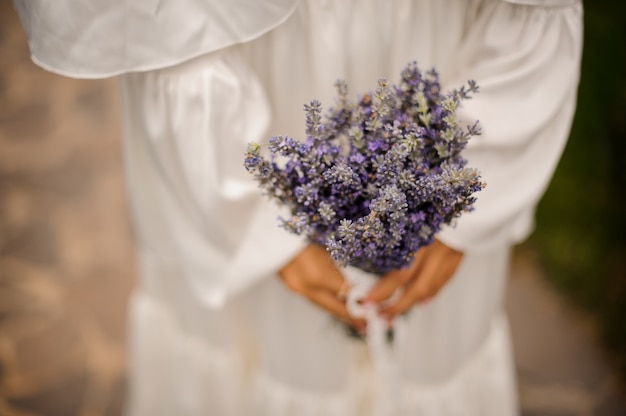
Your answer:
[343,267,404,416]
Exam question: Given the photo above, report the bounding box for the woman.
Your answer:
[15,0,582,414]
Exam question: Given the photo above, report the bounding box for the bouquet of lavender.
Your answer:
[244,62,483,276]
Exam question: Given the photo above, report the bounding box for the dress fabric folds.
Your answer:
[15,0,583,414]
[118,1,581,414]
[13,0,299,78]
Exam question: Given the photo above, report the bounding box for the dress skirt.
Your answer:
[119,0,582,414]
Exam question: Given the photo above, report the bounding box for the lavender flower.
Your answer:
[244,61,484,275]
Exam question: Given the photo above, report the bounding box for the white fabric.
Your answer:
[119,49,307,309]
[115,0,582,415]
[127,246,517,416]
[436,0,583,252]
[342,267,403,416]
[15,0,583,414]
[12,0,298,78]
[502,0,578,6]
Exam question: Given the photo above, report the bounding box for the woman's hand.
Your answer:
[279,244,366,332]
[363,239,463,318]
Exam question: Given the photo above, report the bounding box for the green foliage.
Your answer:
[531,0,626,376]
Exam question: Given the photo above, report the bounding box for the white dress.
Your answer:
[15,0,583,415]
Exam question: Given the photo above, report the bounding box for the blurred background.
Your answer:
[1,1,625,415]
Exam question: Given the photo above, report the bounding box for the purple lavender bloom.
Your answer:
[244,61,484,275]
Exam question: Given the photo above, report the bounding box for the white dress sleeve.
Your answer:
[12,0,298,78]
[119,48,308,310]
[437,0,583,252]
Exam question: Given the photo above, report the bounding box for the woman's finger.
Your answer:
[381,241,463,317]
[279,244,345,294]
[279,243,366,328]
[363,245,427,304]
[362,267,412,304]
[309,289,352,321]
[309,289,367,332]
[381,254,441,316]
[302,245,346,292]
